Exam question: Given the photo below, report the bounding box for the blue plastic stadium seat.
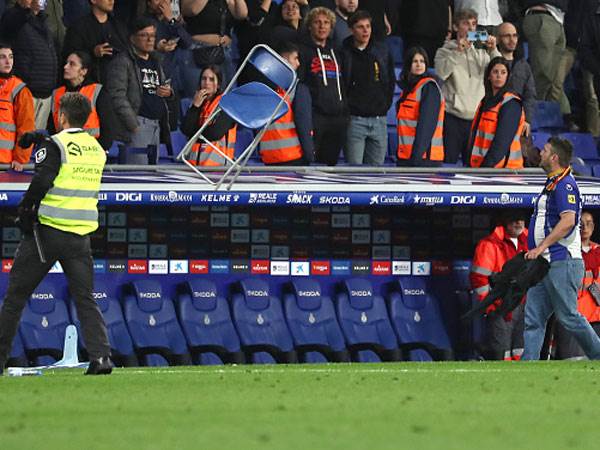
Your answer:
[387,277,453,361]
[335,279,400,362]
[560,132,599,161]
[19,280,71,366]
[531,131,551,149]
[531,101,563,131]
[0,299,28,367]
[282,279,349,363]
[180,97,192,119]
[69,280,137,367]
[122,280,191,366]
[571,157,592,176]
[176,279,243,365]
[386,35,404,67]
[592,164,600,178]
[230,278,296,364]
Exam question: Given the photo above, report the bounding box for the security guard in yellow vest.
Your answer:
[0,92,112,375]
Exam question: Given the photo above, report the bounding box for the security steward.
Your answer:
[0,92,112,375]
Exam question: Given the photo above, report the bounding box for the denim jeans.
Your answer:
[522,258,600,360]
[344,115,387,165]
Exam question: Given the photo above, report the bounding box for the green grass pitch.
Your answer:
[2,362,599,450]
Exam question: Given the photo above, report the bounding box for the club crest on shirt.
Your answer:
[565,184,573,191]
[35,148,47,164]
[568,194,576,204]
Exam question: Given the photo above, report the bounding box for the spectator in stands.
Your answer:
[471,210,529,360]
[39,0,66,54]
[298,7,347,166]
[331,0,358,49]
[63,0,129,84]
[469,57,525,168]
[49,51,116,150]
[554,211,600,359]
[399,0,452,63]
[341,10,394,166]
[181,65,237,166]
[523,137,600,361]
[106,17,173,162]
[435,8,500,165]
[62,0,90,27]
[521,1,570,125]
[495,22,536,136]
[0,42,34,171]
[1,0,58,130]
[260,0,307,47]
[560,0,600,136]
[580,2,600,135]
[180,0,248,97]
[454,0,503,33]
[258,42,314,165]
[396,46,445,167]
[142,0,194,100]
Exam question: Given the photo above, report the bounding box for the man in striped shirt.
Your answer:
[522,136,600,360]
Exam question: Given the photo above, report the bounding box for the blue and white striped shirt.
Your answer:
[528,171,582,262]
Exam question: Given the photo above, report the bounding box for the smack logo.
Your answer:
[286,193,313,204]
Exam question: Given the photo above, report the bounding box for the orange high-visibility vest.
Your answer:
[469,92,525,169]
[396,77,445,161]
[52,84,102,138]
[188,94,237,166]
[578,242,600,323]
[0,76,27,163]
[259,91,303,164]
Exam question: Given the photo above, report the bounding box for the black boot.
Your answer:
[85,356,113,375]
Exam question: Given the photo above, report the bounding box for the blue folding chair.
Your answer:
[177,44,297,188]
[283,279,349,363]
[176,279,244,365]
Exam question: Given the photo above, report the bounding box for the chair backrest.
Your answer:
[249,45,296,92]
[230,278,294,363]
[387,277,452,361]
[452,260,472,292]
[560,132,599,161]
[69,279,135,360]
[335,278,398,362]
[20,279,71,365]
[176,279,241,365]
[122,280,188,366]
[283,278,346,363]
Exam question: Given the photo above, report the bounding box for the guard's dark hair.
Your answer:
[483,57,511,98]
[59,92,92,128]
[0,41,11,51]
[348,10,372,28]
[548,136,574,168]
[275,41,300,57]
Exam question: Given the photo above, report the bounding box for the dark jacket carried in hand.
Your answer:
[340,35,395,117]
[0,6,57,98]
[462,252,550,321]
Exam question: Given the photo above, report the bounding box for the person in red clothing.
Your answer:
[554,211,600,359]
[470,210,529,360]
[0,42,34,172]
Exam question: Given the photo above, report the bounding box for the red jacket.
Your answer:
[578,242,600,322]
[470,225,529,315]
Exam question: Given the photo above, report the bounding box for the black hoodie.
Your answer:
[298,34,347,116]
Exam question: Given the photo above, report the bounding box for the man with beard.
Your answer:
[332,0,358,49]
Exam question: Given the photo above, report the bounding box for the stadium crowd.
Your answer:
[1,0,598,169]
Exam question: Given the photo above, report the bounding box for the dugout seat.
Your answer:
[387,277,453,361]
[122,280,191,366]
[176,279,244,365]
[282,279,349,363]
[0,299,28,367]
[19,280,71,366]
[561,132,599,162]
[532,101,563,131]
[335,278,400,362]
[230,278,296,364]
[69,279,138,367]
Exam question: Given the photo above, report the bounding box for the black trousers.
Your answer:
[313,112,349,166]
[0,225,110,366]
[443,113,473,165]
[482,303,525,360]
